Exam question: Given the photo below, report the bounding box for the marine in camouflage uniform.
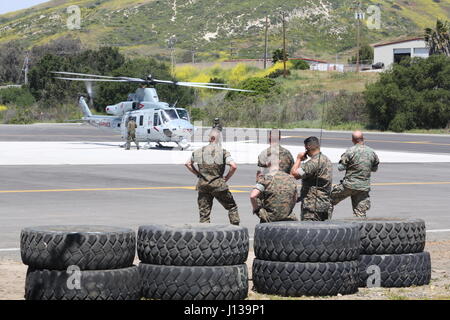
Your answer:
[257,129,294,176]
[125,117,139,150]
[251,171,298,223]
[185,130,239,225]
[291,137,333,221]
[257,145,294,175]
[212,118,223,132]
[331,131,380,218]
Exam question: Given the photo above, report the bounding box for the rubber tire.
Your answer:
[252,259,359,297]
[358,252,431,288]
[137,224,249,266]
[254,221,360,262]
[139,263,248,300]
[21,225,136,270]
[25,266,141,300]
[336,218,426,255]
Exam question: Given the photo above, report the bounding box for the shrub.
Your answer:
[266,69,291,78]
[326,91,368,126]
[365,55,450,130]
[291,59,310,70]
[226,77,277,100]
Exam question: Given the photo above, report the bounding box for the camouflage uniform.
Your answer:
[191,143,240,225]
[297,153,333,221]
[212,121,223,132]
[125,119,139,150]
[331,144,379,217]
[254,171,298,223]
[257,145,294,175]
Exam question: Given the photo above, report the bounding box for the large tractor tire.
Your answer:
[138,224,249,266]
[337,218,426,255]
[25,266,141,300]
[252,259,359,297]
[139,263,248,300]
[21,225,136,270]
[358,252,431,288]
[254,221,360,262]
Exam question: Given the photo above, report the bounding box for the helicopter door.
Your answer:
[150,111,162,139]
[120,115,128,138]
[135,113,146,139]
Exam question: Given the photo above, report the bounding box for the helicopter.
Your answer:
[53,71,252,150]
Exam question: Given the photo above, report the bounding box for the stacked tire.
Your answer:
[138,223,249,300]
[21,225,140,300]
[252,221,360,297]
[339,218,431,288]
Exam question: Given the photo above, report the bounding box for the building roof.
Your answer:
[373,37,424,48]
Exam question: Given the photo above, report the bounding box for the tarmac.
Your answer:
[0,124,449,259]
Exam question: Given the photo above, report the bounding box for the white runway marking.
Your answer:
[0,141,449,165]
[426,229,450,233]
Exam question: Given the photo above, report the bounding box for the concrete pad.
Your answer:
[1,141,450,166]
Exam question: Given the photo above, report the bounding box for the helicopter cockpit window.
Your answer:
[176,109,189,121]
[161,109,179,123]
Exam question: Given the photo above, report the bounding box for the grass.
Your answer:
[277,70,380,93]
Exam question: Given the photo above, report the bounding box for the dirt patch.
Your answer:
[1,241,449,300]
[0,260,26,300]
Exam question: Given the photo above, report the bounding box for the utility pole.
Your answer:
[263,15,269,69]
[191,47,196,64]
[230,40,237,59]
[171,48,176,75]
[281,11,287,78]
[20,52,30,85]
[167,36,177,76]
[354,1,363,73]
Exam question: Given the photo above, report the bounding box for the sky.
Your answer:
[0,0,50,15]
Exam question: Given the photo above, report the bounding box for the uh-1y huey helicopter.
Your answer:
[53,71,252,150]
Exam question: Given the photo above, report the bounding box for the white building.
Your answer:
[373,38,430,69]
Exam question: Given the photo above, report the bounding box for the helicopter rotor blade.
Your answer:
[52,71,121,79]
[53,72,147,83]
[178,82,227,86]
[176,83,254,92]
[152,79,227,86]
[54,77,137,83]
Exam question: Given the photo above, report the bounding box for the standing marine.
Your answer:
[331,131,380,218]
[291,136,333,221]
[125,116,139,150]
[212,118,223,132]
[185,129,240,225]
[257,129,294,177]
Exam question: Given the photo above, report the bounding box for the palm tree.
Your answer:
[424,20,450,56]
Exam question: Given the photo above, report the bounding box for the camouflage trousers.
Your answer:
[255,199,298,223]
[198,189,240,225]
[125,134,139,150]
[300,203,332,222]
[331,184,370,218]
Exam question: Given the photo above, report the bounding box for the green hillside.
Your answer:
[0,0,449,61]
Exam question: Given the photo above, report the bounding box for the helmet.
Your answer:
[214,118,220,123]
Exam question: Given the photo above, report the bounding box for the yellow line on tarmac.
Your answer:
[0,182,448,194]
[281,136,450,147]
